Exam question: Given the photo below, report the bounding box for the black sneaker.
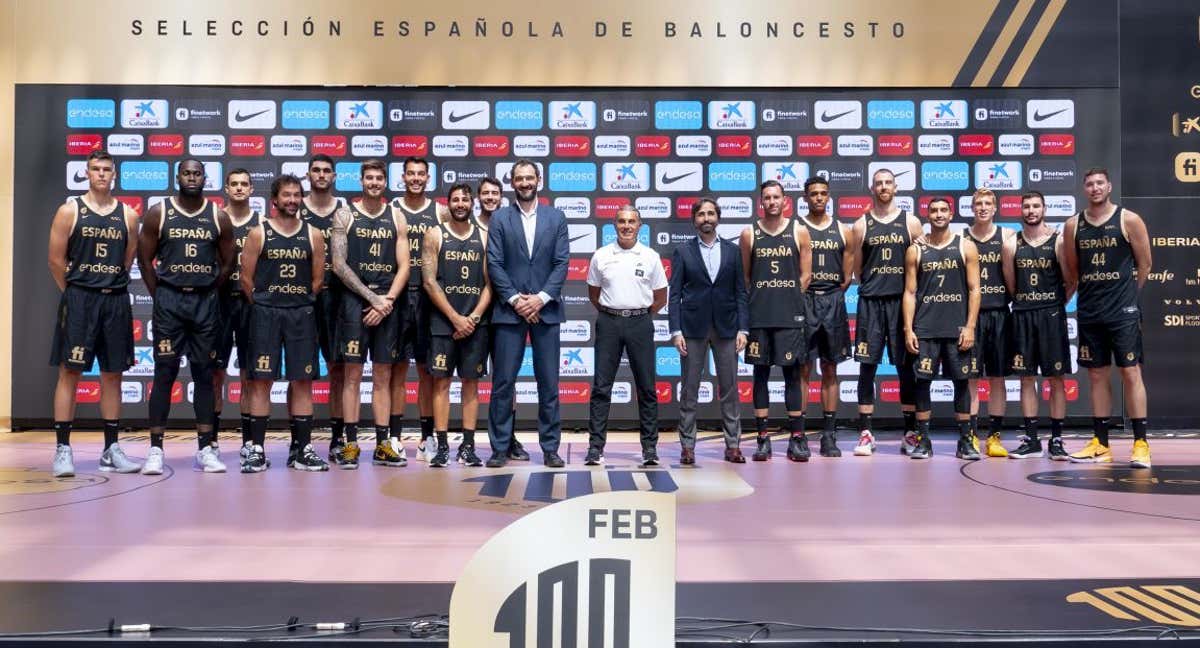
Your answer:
[819,431,841,457]
[909,435,933,460]
[1048,437,1069,461]
[430,445,450,468]
[752,435,772,461]
[508,438,530,461]
[956,436,981,460]
[287,442,300,468]
[485,453,508,468]
[241,444,268,473]
[457,444,483,467]
[584,447,604,466]
[641,448,660,467]
[1009,435,1044,459]
[290,444,330,472]
[786,434,811,462]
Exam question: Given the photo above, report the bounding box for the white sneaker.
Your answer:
[390,436,408,462]
[422,437,437,462]
[52,444,75,477]
[901,432,919,456]
[141,447,165,475]
[853,431,876,456]
[415,438,428,462]
[193,446,227,473]
[99,443,141,474]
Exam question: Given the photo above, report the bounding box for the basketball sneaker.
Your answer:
[1009,436,1044,459]
[853,430,876,456]
[901,431,919,456]
[242,444,268,473]
[194,446,227,473]
[752,435,772,461]
[52,444,74,478]
[956,436,981,460]
[341,442,361,470]
[99,443,141,473]
[456,443,483,467]
[1068,437,1112,463]
[786,434,811,462]
[1048,437,1069,461]
[430,444,450,468]
[1130,439,1152,469]
[140,447,164,476]
[985,433,1009,458]
[291,444,330,472]
[373,440,407,467]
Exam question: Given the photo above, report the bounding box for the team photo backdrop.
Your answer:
[12,85,1119,425]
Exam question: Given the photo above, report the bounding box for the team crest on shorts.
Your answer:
[1126,352,1135,361]
[1054,361,1062,371]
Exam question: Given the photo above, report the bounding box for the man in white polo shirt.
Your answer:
[585,205,669,467]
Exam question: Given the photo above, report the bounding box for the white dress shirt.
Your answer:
[587,242,668,309]
[697,236,721,283]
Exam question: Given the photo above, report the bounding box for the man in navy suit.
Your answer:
[669,197,750,464]
[485,160,570,467]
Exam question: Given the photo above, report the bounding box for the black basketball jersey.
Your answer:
[1075,208,1138,324]
[299,196,344,287]
[430,223,487,336]
[345,201,399,292]
[225,211,261,296]
[913,235,968,339]
[802,216,845,293]
[396,198,439,291]
[1013,230,1064,311]
[748,219,806,328]
[253,220,316,307]
[65,197,129,290]
[156,198,221,289]
[966,226,1008,309]
[860,212,911,298]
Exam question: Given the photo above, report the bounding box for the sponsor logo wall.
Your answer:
[12,85,1117,423]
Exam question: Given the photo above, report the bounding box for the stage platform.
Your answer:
[1,428,1198,646]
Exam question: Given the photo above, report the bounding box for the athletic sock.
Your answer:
[345,422,358,444]
[150,432,164,449]
[858,413,873,433]
[1050,418,1064,439]
[957,419,972,439]
[436,430,449,449]
[1093,417,1110,446]
[461,429,475,445]
[330,417,345,446]
[197,428,214,450]
[989,415,1004,436]
[240,413,253,445]
[1131,418,1148,441]
[293,415,313,449]
[916,418,930,437]
[420,416,434,441]
[822,411,836,433]
[788,415,805,437]
[251,416,269,446]
[1023,417,1039,440]
[103,420,119,449]
[755,416,768,437]
[375,424,390,445]
[389,414,404,437]
[54,421,71,446]
[969,414,978,436]
[211,411,222,435]
[902,411,917,435]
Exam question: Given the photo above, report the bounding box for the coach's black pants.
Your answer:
[589,312,658,451]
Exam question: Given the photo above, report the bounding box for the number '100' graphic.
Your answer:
[494,558,632,648]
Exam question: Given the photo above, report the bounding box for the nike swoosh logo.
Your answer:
[448,109,484,123]
[72,172,87,183]
[661,172,696,185]
[1032,108,1068,122]
[570,233,593,243]
[820,109,855,123]
[234,109,270,123]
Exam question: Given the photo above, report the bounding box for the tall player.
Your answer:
[239,175,326,472]
[1002,191,1075,460]
[739,180,812,462]
[331,159,410,468]
[797,177,852,457]
[964,189,1015,457]
[298,155,349,461]
[211,169,259,464]
[849,169,925,456]
[1062,168,1153,468]
[422,183,492,467]
[901,197,980,460]
[137,159,235,474]
[47,150,141,476]
[392,157,448,462]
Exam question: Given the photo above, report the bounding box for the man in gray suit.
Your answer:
[669,198,750,464]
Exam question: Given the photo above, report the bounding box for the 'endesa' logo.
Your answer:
[567,258,590,281]
[635,135,671,157]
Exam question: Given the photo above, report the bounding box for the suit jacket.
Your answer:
[486,203,570,325]
[668,236,749,338]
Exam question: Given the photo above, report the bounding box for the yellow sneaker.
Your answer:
[971,432,980,454]
[340,441,361,469]
[985,433,1008,458]
[372,440,407,467]
[1068,436,1112,463]
[1130,439,1152,469]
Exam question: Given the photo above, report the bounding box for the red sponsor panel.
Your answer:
[634,135,671,158]
[567,258,591,281]
[228,382,242,404]
[476,382,492,404]
[67,134,103,155]
[999,195,1022,217]
[595,197,630,219]
[473,135,511,157]
[560,382,591,404]
[876,134,913,157]
[918,195,954,216]
[808,381,822,400]
[148,134,184,156]
[312,382,330,404]
[676,196,699,218]
[208,196,226,209]
[115,196,144,217]
[390,135,427,157]
[847,318,857,339]
[976,381,990,402]
[716,135,752,157]
[1038,134,1075,156]
[537,197,550,206]
[312,135,347,157]
[132,319,143,342]
[837,196,872,218]
[737,381,754,403]
[554,135,591,157]
[796,135,833,156]
[1043,378,1080,401]
[405,382,419,404]
[656,381,674,404]
[879,381,901,403]
[660,257,672,280]
[76,381,102,403]
[756,195,795,218]
[957,134,995,156]
[230,135,266,157]
[148,381,184,403]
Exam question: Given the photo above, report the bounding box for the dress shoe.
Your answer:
[543,451,565,468]
[724,447,746,464]
[680,447,696,465]
[485,453,508,468]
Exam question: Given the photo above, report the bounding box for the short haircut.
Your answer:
[693,196,721,219]
[308,154,334,169]
[447,182,473,200]
[86,149,113,164]
[1083,166,1109,181]
[178,157,204,171]
[759,179,784,196]
[225,167,251,183]
[511,158,540,177]
[971,188,996,203]
[803,176,829,194]
[927,197,952,210]
[403,156,429,172]
[1021,190,1046,204]
[360,159,386,176]
[615,204,641,220]
[478,176,503,193]
[270,174,304,199]
[872,167,895,182]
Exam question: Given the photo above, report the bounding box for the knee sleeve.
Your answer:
[781,363,805,412]
[190,362,215,425]
[752,365,771,410]
[897,361,916,406]
[857,363,878,406]
[952,379,971,414]
[148,362,181,426]
[914,378,933,412]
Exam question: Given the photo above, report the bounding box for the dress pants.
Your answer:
[678,329,741,449]
[588,312,658,450]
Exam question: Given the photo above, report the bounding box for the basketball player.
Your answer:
[47,150,140,476]
[331,159,410,468]
[849,169,925,456]
[392,157,448,462]
[1002,191,1075,460]
[739,180,812,462]
[211,169,260,466]
[137,159,235,474]
[901,197,980,460]
[423,183,492,467]
[1062,168,1153,468]
[964,189,1015,457]
[797,177,852,457]
[238,175,326,471]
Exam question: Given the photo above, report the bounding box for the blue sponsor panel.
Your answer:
[654,100,703,130]
[601,223,650,247]
[281,100,330,129]
[866,100,915,129]
[66,99,115,128]
[518,347,535,377]
[708,162,757,191]
[120,161,169,191]
[494,101,544,130]
[548,162,597,192]
[656,346,682,377]
[335,162,362,192]
[845,284,860,315]
[920,161,970,191]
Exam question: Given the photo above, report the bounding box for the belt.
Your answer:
[599,305,649,317]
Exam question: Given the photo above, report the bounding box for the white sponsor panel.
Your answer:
[716,223,746,244]
[107,134,145,156]
[602,162,650,192]
[334,100,384,129]
[767,381,786,404]
[920,99,968,129]
[918,134,954,156]
[678,381,715,404]
[549,100,597,130]
[1067,318,1078,339]
[441,100,490,130]
[561,320,592,342]
[1044,195,1076,217]
[895,196,915,214]
[1026,99,1075,128]
[636,196,671,219]
[189,134,226,156]
[837,134,874,157]
[560,347,595,376]
[998,134,1034,156]
[121,381,143,404]
[351,135,388,156]
[653,320,671,342]
[718,196,754,218]
[512,135,550,157]
[708,100,755,129]
[66,161,89,190]
[568,224,597,253]
[958,195,975,217]
[594,135,631,157]
[930,380,954,402]
[432,135,469,157]
[655,162,704,192]
[270,134,307,157]
[756,134,793,156]
[515,382,540,404]
[555,196,590,219]
[975,161,1023,191]
[269,382,289,404]
[814,100,863,129]
[227,100,276,129]
[840,380,859,402]
[611,382,633,404]
[120,99,169,128]
[675,135,712,157]
[760,161,809,192]
[495,161,544,192]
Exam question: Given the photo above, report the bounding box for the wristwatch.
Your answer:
[469,314,482,325]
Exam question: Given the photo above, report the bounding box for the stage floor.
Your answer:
[1,428,1199,644]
